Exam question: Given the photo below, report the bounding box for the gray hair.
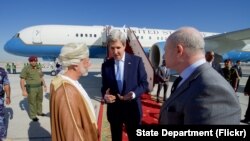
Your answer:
[59,43,89,68]
[168,27,205,54]
[107,29,127,46]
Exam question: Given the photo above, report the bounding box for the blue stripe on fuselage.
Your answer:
[4,37,151,59]
[222,50,250,62]
[4,37,108,58]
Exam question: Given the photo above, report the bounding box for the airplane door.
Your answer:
[32,28,42,44]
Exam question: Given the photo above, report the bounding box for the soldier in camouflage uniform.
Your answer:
[222,59,240,92]
[0,67,11,138]
[20,56,47,121]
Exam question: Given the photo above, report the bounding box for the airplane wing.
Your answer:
[205,28,250,54]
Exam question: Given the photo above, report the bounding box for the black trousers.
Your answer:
[108,101,141,141]
[156,82,169,101]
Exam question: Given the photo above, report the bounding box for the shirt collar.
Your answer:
[180,59,206,83]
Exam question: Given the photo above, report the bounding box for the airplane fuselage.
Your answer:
[4,25,250,63]
[4,25,217,61]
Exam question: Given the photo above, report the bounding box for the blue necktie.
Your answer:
[171,76,182,94]
[116,61,123,93]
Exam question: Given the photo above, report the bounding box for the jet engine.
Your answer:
[149,41,166,69]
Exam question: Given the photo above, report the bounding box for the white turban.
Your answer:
[59,43,89,68]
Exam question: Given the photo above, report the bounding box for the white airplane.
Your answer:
[4,25,250,66]
[4,25,250,91]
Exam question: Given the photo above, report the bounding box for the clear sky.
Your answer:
[0,0,249,61]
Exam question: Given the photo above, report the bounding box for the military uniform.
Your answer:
[0,67,9,138]
[11,63,16,74]
[5,63,11,74]
[20,64,44,119]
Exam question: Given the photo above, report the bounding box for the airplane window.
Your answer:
[13,33,20,38]
[141,36,143,39]
[76,33,79,37]
[80,34,83,37]
[94,34,97,37]
[85,34,88,37]
[149,36,151,40]
[90,34,92,37]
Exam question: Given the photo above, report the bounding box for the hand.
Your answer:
[22,91,28,97]
[118,92,133,101]
[5,97,11,105]
[234,87,238,92]
[104,88,116,103]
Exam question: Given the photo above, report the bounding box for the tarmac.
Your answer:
[3,60,250,141]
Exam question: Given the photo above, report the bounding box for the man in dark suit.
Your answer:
[205,51,224,76]
[241,76,250,124]
[159,27,241,124]
[156,60,170,102]
[101,29,148,141]
[222,59,240,92]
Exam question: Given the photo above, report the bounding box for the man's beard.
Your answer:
[79,63,88,76]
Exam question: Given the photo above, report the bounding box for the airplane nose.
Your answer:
[4,40,12,53]
[4,38,24,56]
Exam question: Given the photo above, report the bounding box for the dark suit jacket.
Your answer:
[101,53,148,122]
[156,66,170,84]
[212,61,224,76]
[159,63,241,124]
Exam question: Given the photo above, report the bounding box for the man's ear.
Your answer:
[176,44,184,55]
[68,65,77,71]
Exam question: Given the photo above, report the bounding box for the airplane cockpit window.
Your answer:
[13,33,20,38]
